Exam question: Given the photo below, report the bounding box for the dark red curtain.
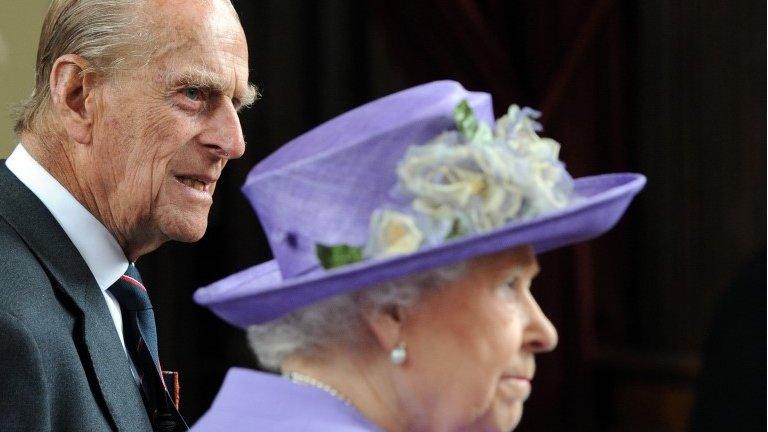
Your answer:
[140,1,765,429]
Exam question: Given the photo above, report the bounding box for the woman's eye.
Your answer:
[505,277,518,289]
[497,277,521,300]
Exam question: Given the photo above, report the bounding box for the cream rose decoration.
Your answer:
[316,100,574,269]
[394,102,573,246]
[364,210,424,258]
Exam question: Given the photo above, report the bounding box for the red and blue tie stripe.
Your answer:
[109,264,188,431]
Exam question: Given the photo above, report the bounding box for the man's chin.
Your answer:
[159,214,209,243]
[171,228,207,243]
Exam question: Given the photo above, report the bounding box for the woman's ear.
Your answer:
[362,304,405,353]
[49,54,97,145]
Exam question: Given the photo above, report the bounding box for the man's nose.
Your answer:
[200,99,246,160]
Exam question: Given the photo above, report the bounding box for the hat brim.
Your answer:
[194,173,645,328]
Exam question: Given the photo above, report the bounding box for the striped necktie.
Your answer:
[108,264,188,431]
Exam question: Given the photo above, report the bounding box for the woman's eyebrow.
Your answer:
[502,266,523,281]
[503,263,540,283]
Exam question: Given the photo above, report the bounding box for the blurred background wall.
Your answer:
[1,1,765,431]
[0,0,50,155]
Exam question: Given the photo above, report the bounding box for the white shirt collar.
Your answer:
[5,144,129,290]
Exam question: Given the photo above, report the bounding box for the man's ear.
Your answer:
[49,54,98,145]
[362,304,406,354]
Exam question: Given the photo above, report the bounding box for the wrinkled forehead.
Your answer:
[143,0,248,89]
[148,0,244,56]
[146,0,238,24]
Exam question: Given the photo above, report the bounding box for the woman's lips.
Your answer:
[498,375,532,401]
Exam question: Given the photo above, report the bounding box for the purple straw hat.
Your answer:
[194,81,646,328]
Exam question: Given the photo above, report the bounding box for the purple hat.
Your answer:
[194,81,645,328]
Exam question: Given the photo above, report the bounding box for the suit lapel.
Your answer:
[0,163,152,432]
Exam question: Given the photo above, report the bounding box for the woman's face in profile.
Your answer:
[395,246,558,431]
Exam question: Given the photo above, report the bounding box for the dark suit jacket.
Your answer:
[0,162,153,431]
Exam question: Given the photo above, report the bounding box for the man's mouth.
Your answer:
[175,175,214,193]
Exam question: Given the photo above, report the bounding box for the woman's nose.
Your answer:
[523,296,558,353]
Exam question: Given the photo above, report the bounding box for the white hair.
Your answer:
[14,0,149,135]
[247,262,467,371]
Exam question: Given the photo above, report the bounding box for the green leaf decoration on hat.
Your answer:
[316,243,364,269]
[453,99,493,143]
[453,99,478,140]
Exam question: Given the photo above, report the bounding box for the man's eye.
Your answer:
[183,87,202,101]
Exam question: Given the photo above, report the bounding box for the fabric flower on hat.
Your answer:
[317,100,574,269]
[364,210,425,258]
[394,102,573,243]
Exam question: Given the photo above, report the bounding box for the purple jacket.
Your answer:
[192,368,382,431]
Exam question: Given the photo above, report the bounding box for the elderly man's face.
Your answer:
[395,246,558,431]
[87,0,251,253]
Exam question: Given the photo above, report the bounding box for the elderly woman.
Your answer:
[191,81,645,431]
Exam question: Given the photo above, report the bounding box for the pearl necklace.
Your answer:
[284,372,353,406]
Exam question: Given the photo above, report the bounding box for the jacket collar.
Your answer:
[0,162,152,431]
[5,144,129,290]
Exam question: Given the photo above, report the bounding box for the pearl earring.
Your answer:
[390,342,407,365]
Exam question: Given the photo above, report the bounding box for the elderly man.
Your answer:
[0,0,256,431]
